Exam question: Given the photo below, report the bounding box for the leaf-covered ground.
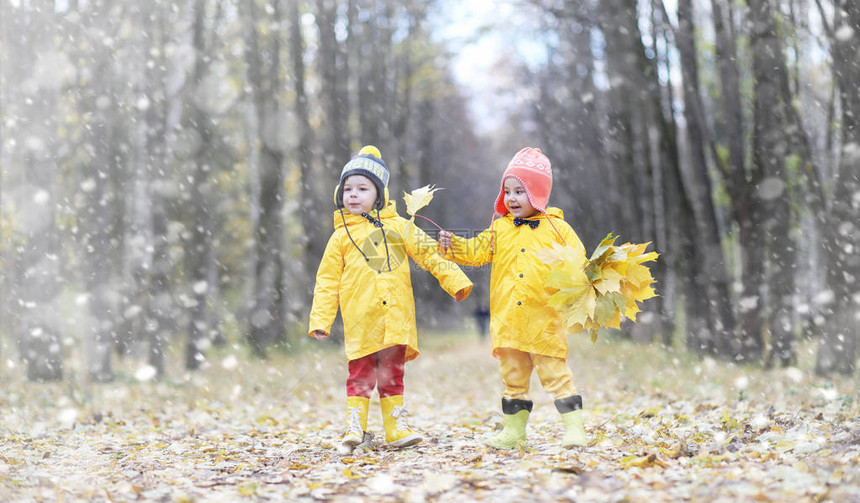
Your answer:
[1,333,859,502]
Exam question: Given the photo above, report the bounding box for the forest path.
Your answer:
[1,333,859,501]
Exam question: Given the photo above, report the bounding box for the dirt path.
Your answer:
[1,334,859,501]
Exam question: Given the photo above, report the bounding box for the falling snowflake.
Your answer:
[813,290,834,306]
[135,365,158,382]
[756,177,785,200]
[819,387,839,401]
[738,296,759,312]
[80,179,97,193]
[193,281,209,295]
[58,408,78,428]
[222,355,238,370]
[785,367,804,383]
[835,24,855,42]
[136,96,151,111]
[33,190,50,205]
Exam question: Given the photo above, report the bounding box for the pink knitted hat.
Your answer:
[493,147,553,215]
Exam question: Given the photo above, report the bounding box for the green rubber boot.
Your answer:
[484,398,533,450]
[556,395,587,448]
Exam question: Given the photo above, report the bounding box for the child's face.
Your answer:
[342,175,378,215]
[503,177,537,218]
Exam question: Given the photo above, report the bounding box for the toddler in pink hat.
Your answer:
[440,147,589,450]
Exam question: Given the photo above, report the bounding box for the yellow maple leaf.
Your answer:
[342,467,364,479]
[403,184,442,219]
[238,483,258,496]
[593,267,624,295]
[538,244,594,329]
[621,452,669,469]
[624,262,654,290]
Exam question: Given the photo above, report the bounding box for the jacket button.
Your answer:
[374,242,378,246]
[517,301,522,305]
[382,301,387,305]
[521,248,525,252]
[519,273,524,278]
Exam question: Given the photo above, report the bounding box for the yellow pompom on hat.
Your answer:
[334,145,390,210]
[358,145,381,158]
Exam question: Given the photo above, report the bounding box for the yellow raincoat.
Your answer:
[444,208,584,359]
[308,201,473,362]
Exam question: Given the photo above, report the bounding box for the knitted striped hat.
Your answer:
[335,145,389,210]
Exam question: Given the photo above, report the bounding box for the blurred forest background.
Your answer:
[0,0,857,383]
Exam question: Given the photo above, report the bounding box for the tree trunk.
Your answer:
[653,14,681,346]
[356,0,390,147]
[142,4,175,379]
[245,0,287,356]
[0,2,6,358]
[393,5,424,182]
[747,0,798,367]
[79,3,120,381]
[316,0,350,170]
[602,0,688,342]
[675,0,737,357]
[598,0,649,247]
[184,0,215,371]
[148,192,173,376]
[711,0,764,360]
[305,0,354,343]
[285,0,317,329]
[12,4,63,381]
[815,1,860,376]
[83,97,117,383]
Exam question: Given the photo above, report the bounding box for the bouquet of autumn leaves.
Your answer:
[536,233,658,342]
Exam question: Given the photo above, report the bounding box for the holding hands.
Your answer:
[439,230,453,252]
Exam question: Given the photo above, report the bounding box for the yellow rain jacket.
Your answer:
[444,208,584,359]
[309,201,473,362]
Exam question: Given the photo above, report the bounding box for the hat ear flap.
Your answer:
[379,186,389,209]
[333,184,342,207]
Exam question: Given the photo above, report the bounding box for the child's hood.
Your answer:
[332,200,399,229]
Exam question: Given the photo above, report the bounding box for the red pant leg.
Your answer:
[376,345,406,398]
[347,352,377,398]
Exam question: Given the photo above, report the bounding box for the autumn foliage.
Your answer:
[536,233,658,342]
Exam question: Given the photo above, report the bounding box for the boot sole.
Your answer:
[483,435,527,450]
[337,444,355,455]
[562,440,588,448]
[483,440,526,450]
[341,437,363,447]
[338,432,374,455]
[387,433,422,448]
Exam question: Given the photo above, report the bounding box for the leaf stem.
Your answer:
[413,213,444,231]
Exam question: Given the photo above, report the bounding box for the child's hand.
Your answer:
[439,230,452,251]
[455,287,469,302]
[311,330,329,339]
